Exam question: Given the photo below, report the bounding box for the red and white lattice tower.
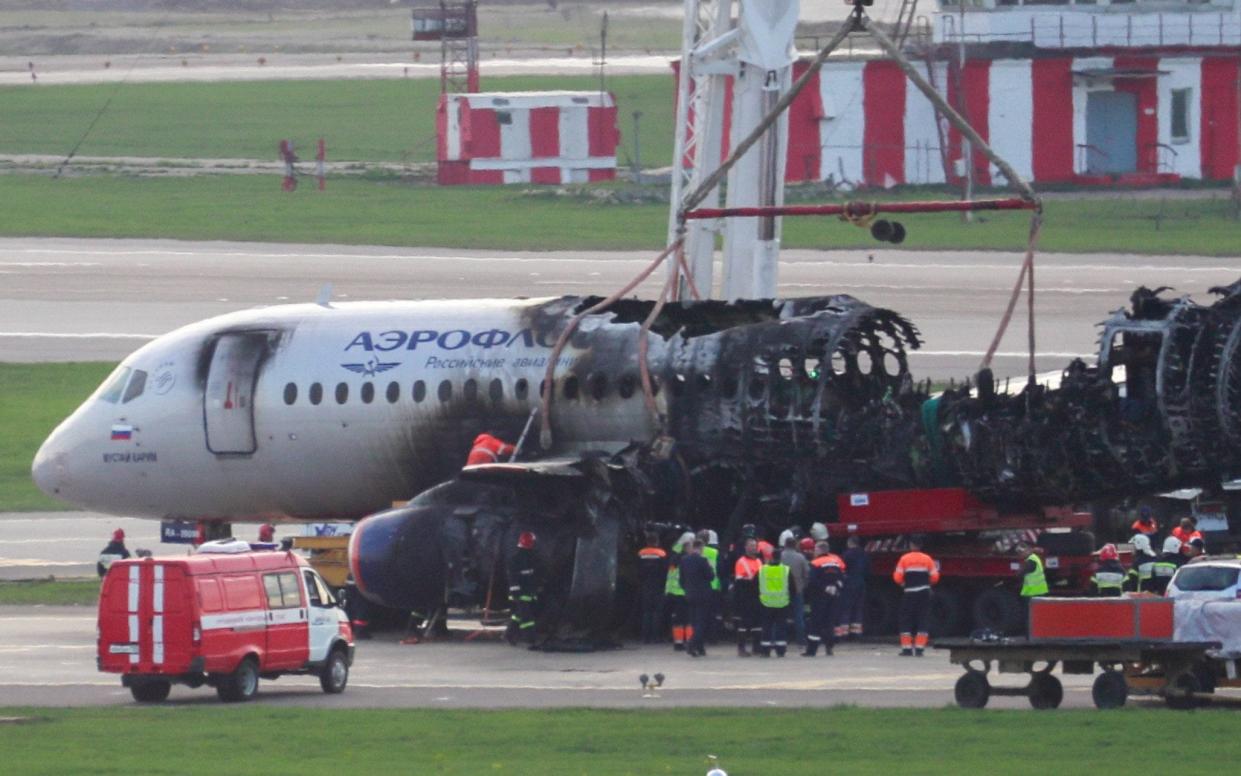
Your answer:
[412,0,480,94]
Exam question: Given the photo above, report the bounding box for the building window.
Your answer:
[1171,88,1191,144]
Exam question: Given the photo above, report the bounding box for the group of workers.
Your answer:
[640,523,871,658]
[1089,507,1208,596]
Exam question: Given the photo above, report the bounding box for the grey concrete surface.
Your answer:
[0,605,1103,709]
[3,236,1239,380]
[0,512,164,581]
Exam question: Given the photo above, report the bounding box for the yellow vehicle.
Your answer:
[292,535,350,590]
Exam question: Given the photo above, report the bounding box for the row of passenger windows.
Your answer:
[281,374,646,407]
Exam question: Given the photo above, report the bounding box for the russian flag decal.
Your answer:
[111,424,133,441]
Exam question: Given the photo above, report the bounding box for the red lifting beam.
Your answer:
[683,197,1037,220]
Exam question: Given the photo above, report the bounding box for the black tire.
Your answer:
[1028,673,1063,710]
[1165,672,1200,710]
[972,588,1024,635]
[130,680,171,703]
[320,648,349,694]
[864,584,899,636]
[217,657,260,703]
[1092,671,1128,709]
[1037,530,1095,557]
[929,586,968,638]
[954,671,990,709]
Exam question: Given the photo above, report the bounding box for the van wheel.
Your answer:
[130,680,171,703]
[217,657,260,702]
[320,648,349,694]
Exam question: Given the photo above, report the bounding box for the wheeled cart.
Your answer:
[936,638,1220,710]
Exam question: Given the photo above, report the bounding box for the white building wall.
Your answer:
[559,107,588,160]
[818,60,868,185]
[1157,57,1203,179]
[904,61,949,185]
[987,59,1035,183]
[499,108,531,161]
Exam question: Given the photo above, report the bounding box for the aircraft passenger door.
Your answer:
[203,332,269,455]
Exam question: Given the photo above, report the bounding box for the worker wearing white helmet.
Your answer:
[810,522,829,541]
[1126,533,1158,593]
[1151,536,1184,595]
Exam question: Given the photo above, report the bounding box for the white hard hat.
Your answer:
[810,522,829,540]
[778,529,794,547]
[1132,534,1152,553]
[677,531,696,550]
[706,530,719,545]
[1162,536,1182,554]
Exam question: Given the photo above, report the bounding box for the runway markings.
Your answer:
[0,332,157,340]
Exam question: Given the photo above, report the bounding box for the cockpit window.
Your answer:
[122,370,148,403]
[97,366,132,404]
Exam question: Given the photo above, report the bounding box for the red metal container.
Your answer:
[1028,596,1174,641]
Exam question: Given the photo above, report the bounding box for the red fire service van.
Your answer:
[97,540,355,702]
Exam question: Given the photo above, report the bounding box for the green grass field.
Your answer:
[0,75,676,167]
[0,578,99,606]
[0,362,114,512]
[0,173,1237,254]
[0,706,1238,774]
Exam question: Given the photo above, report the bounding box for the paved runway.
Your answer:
[3,236,1239,379]
[0,511,164,581]
[0,605,1108,709]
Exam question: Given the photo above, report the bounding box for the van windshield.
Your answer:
[1174,566,1239,592]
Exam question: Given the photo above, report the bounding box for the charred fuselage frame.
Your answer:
[351,284,1241,642]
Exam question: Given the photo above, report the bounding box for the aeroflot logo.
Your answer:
[345,329,559,352]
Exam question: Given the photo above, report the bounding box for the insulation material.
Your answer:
[1175,599,1241,658]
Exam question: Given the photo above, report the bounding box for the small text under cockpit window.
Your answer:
[122,370,147,403]
[97,366,132,404]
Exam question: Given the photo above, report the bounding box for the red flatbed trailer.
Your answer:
[833,488,1097,636]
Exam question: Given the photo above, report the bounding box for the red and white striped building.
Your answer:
[436,91,620,185]
[731,1,1241,187]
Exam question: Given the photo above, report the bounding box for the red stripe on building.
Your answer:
[588,105,619,158]
[529,107,560,158]
[947,60,991,186]
[530,167,560,184]
[1031,57,1074,181]
[1113,55,1160,173]
[1201,57,1240,180]
[786,61,823,182]
[588,169,615,182]
[863,61,906,186]
[469,169,504,185]
[467,109,501,158]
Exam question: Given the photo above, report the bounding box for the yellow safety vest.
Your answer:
[1021,553,1049,597]
[758,564,791,608]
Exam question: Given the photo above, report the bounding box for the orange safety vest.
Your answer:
[734,556,763,580]
[812,553,846,571]
[893,551,940,591]
[465,433,515,466]
[638,547,667,560]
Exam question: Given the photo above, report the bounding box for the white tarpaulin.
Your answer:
[1174,599,1241,658]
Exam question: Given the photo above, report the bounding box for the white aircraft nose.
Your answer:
[31,430,69,499]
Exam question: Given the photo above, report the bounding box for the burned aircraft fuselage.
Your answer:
[351,285,1241,641]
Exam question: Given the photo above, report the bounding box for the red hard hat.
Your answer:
[517,531,536,550]
[798,537,815,552]
[112,529,125,542]
[1099,543,1119,561]
[258,524,275,541]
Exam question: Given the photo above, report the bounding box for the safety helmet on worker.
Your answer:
[1132,533,1153,554]
[112,529,125,542]
[741,523,757,539]
[1162,536,1182,554]
[706,530,719,546]
[778,528,795,548]
[258,523,275,542]
[1140,505,1153,518]
[809,522,828,541]
[798,537,815,553]
[517,531,537,550]
[1098,543,1119,562]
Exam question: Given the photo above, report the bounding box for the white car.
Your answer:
[1167,559,1241,601]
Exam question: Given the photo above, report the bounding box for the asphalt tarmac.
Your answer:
[5,237,1239,379]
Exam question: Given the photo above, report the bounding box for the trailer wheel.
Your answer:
[1028,672,1063,709]
[1165,672,1200,710]
[929,587,967,637]
[972,588,1023,635]
[1091,671,1128,709]
[217,657,260,703]
[320,647,349,694]
[130,679,171,703]
[954,671,990,709]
